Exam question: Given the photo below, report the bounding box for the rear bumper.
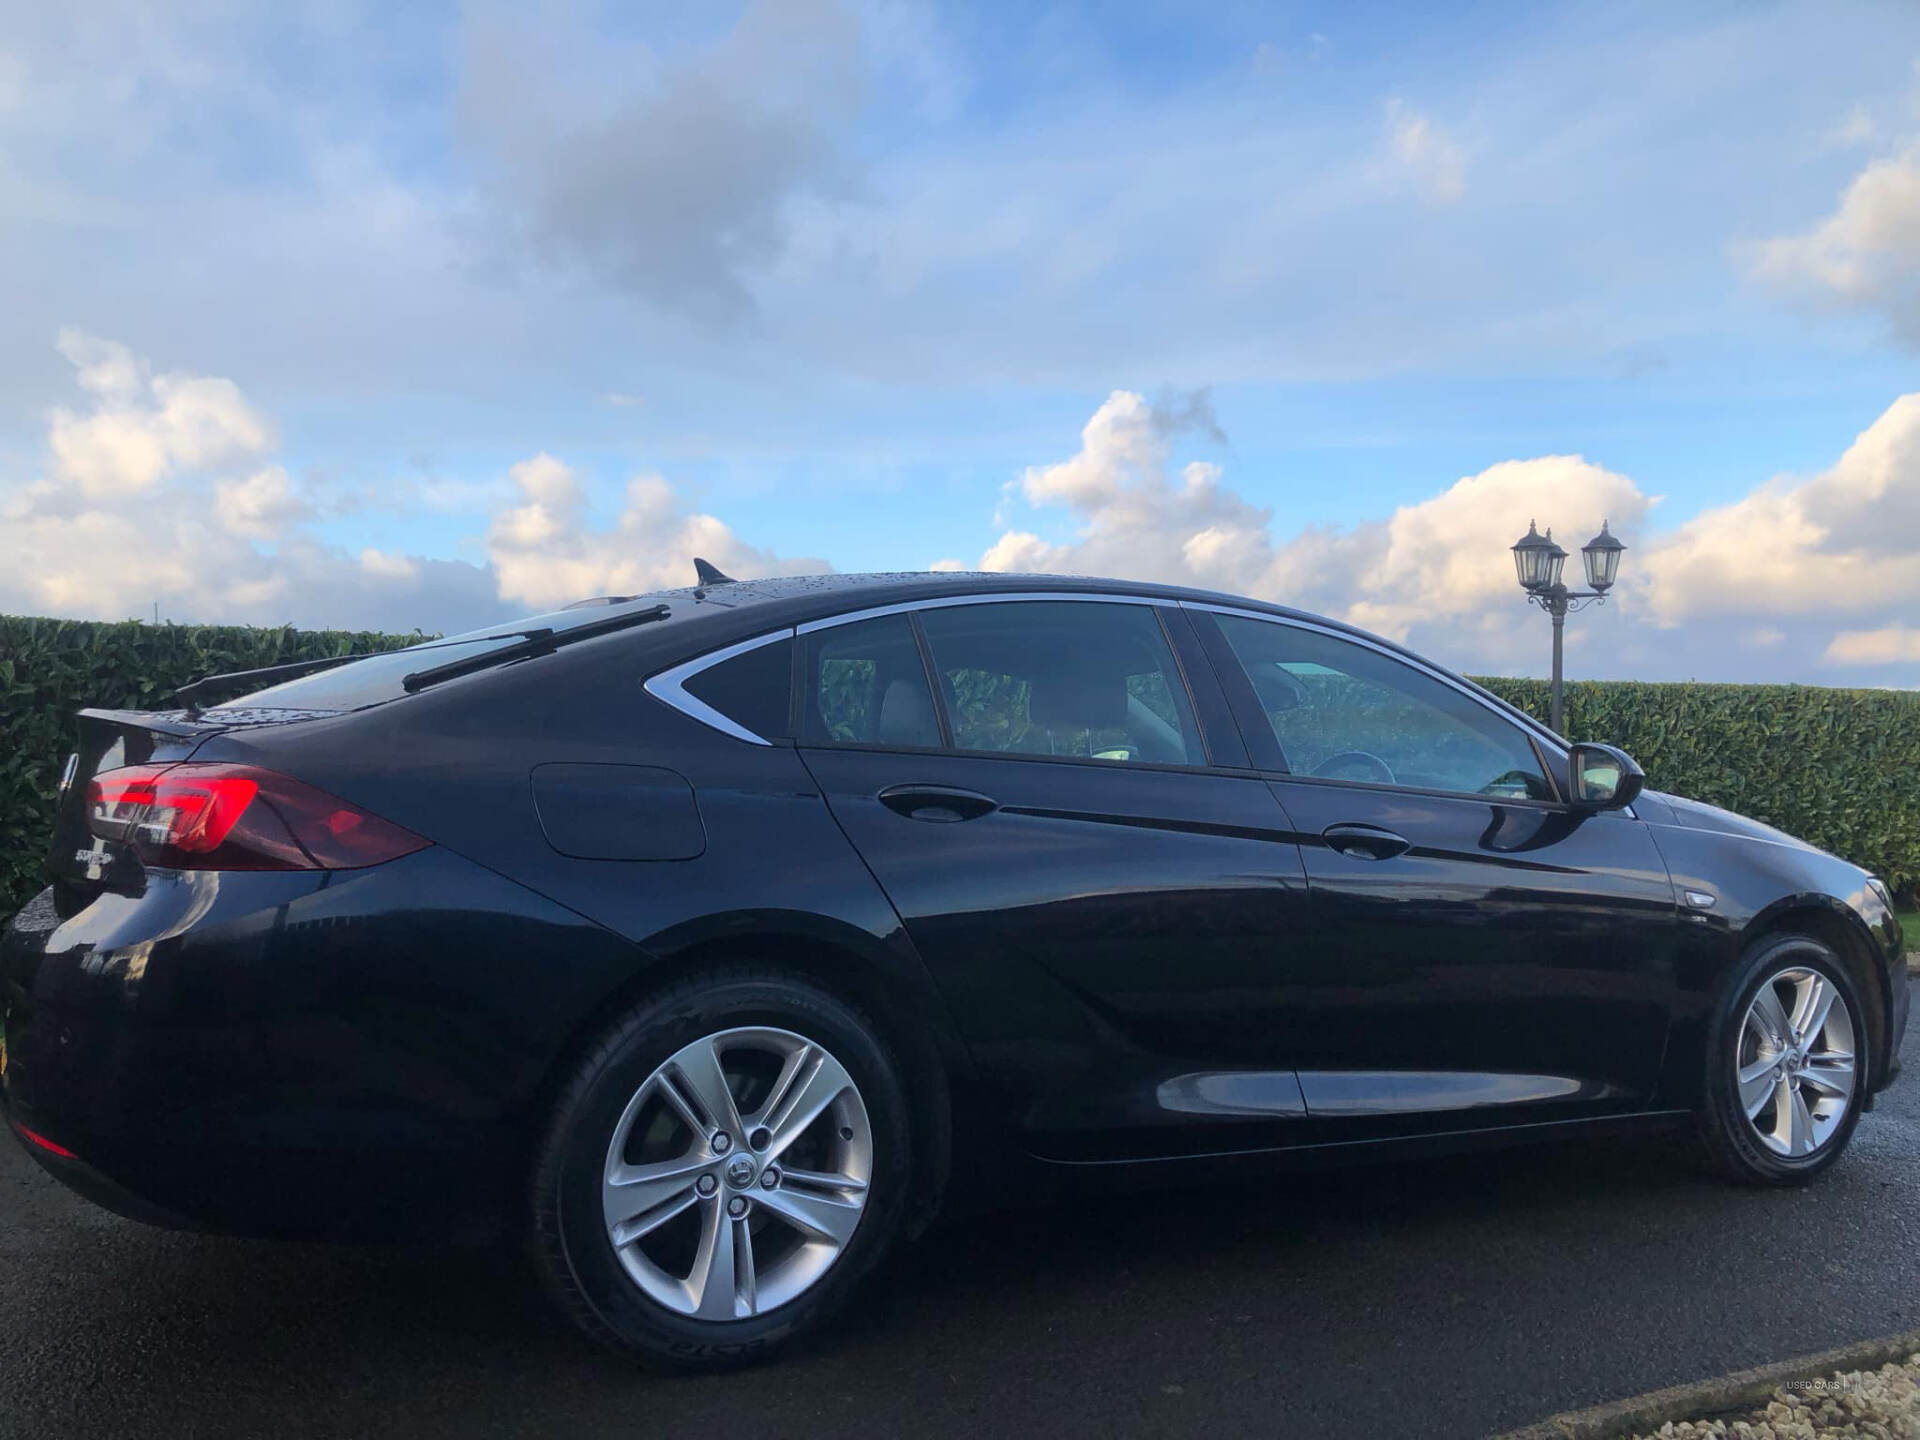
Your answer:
[1,853,643,1242]
[7,1112,196,1229]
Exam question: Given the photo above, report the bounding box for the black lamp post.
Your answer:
[1511,520,1625,734]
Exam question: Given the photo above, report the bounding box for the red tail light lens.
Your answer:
[87,764,430,871]
[11,1122,78,1160]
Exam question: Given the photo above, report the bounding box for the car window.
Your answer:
[1214,615,1552,800]
[216,599,687,712]
[803,615,939,747]
[916,602,1203,765]
[681,637,792,740]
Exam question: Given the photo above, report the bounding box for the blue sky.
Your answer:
[3,1,1919,684]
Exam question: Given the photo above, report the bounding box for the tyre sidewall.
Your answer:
[1704,937,1869,1183]
[541,974,911,1367]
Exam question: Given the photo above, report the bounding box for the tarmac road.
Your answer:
[3,1024,1914,1440]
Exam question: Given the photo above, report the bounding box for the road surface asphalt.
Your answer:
[3,1023,1914,1439]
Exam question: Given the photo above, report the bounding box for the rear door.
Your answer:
[1192,607,1679,1130]
[795,598,1314,1162]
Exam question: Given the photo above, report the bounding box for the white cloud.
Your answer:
[486,455,831,612]
[977,389,1646,661]
[977,388,1920,683]
[1642,394,1920,622]
[358,548,421,583]
[214,465,309,540]
[1,337,802,637]
[1340,457,1648,643]
[1384,99,1466,206]
[10,337,1920,690]
[0,333,817,633]
[1825,625,1920,665]
[45,330,275,500]
[0,336,501,632]
[1754,141,1920,344]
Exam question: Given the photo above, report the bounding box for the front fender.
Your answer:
[1646,819,1909,1104]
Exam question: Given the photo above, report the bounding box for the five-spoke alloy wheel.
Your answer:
[1698,934,1870,1185]
[530,967,910,1368]
[601,1027,872,1321]
[1733,966,1856,1160]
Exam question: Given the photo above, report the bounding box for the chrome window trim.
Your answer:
[794,590,1158,635]
[649,590,1573,774]
[643,628,795,746]
[1179,599,1571,765]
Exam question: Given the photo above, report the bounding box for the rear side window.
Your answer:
[681,637,792,741]
[917,601,1203,765]
[803,615,940,748]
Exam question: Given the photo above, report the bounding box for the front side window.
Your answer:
[1215,615,1552,800]
[917,602,1203,765]
[803,614,940,748]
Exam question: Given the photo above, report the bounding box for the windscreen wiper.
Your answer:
[176,630,556,715]
[401,603,670,693]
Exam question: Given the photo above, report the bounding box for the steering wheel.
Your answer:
[1312,750,1396,784]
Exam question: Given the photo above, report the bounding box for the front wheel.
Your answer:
[529,967,912,1368]
[1695,934,1869,1185]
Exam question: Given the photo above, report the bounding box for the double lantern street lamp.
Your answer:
[1510,520,1626,735]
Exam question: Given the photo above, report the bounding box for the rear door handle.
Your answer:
[877,784,999,823]
[1321,822,1411,860]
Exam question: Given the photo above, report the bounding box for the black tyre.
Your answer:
[530,966,912,1368]
[1695,934,1869,1185]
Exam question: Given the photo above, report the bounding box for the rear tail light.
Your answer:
[87,763,429,871]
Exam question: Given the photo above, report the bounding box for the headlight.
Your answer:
[1865,876,1895,912]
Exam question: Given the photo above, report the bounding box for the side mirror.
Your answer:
[1567,742,1644,810]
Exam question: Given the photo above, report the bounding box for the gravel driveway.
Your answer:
[3,1022,1915,1440]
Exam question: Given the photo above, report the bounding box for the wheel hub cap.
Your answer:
[600,1025,873,1321]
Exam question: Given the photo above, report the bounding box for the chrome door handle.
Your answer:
[1321,822,1411,860]
[877,784,999,823]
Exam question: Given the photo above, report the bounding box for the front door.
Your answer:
[1193,608,1679,1134]
[794,599,1314,1161]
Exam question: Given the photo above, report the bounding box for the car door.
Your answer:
[794,598,1316,1162]
[1190,606,1680,1133]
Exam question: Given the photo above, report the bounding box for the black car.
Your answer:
[2,569,1908,1367]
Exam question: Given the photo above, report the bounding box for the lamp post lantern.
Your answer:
[1511,520,1626,735]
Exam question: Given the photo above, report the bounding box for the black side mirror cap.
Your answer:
[1567,742,1644,811]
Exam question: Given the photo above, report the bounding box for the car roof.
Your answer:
[648,569,1323,627]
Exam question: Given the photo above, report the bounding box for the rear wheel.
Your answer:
[530,967,911,1367]
[1695,934,1868,1185]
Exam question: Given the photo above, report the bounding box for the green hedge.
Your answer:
[1475,677,1920,898]
[2,616,1916,914]
[1,616,424,913]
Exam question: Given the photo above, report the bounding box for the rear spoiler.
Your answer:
[75,707,225,739]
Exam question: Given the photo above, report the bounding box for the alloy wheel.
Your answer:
[600,1026,872,1320]
[1735,966,1856,1159]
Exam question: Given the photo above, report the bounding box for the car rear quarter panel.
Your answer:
[4,846,638,1240]
[188,639,974,1149]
